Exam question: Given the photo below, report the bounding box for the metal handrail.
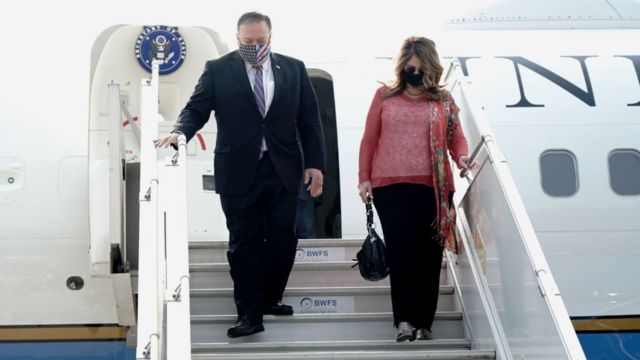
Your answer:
[135,61,191,359]
[136,61,164,360]
[444,60,586,359]
[162,133,192,358]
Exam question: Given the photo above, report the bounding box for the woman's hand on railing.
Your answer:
[457,155,478,178]
[456,155,471,170]
[358,181,373,203]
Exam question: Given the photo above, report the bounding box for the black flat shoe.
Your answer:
[227,317,264,338]
[415,328,433,340]
[262,302,294,316]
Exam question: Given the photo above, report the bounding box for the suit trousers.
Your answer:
[372,183,444,330]
[220,152,299,321]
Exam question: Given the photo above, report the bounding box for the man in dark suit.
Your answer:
[154,11,325,338]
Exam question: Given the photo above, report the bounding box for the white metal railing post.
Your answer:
[151,62,167,360]
[108,83,126,264]
[89,83,125,276]
[161,134,192,359]
[136,61,163,360]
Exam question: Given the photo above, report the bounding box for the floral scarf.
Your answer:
[429,99,460,254]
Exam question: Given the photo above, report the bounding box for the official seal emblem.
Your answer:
[135,25,186,75]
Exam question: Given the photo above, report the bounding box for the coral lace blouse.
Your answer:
[359,86,466,189]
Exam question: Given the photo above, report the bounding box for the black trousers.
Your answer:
[220,153,299,322]
[372,183,444,329]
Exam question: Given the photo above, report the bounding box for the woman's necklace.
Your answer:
[405,87,425,97]
[405,87,425,103]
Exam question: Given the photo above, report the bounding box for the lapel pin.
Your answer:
[275,65,281,70]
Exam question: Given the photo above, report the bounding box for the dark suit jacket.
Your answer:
[173,51,326,196]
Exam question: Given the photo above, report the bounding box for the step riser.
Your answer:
[191,319,463,343]
[190,293,455,315]
[190,269,448,289]
[190,246,362,264]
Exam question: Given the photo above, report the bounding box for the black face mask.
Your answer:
[404,70,424,87]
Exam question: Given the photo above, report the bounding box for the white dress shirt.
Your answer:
[245,57,275,112]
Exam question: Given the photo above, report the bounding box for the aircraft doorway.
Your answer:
[305,69,341,238]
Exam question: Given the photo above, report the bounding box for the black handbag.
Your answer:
[352,198,389,281]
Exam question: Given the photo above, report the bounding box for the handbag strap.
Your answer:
[365,197,376,234]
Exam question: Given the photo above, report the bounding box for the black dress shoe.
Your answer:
[395,322,416,342]
[262,302,294,315]
[227,317,264,338]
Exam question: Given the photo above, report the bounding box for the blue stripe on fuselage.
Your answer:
[578,332,640,359]
[0,341,134,359]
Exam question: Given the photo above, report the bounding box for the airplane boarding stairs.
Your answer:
[125,61,586,359]
[187,239,492,359]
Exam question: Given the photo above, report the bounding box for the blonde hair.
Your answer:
[384,36,448,101]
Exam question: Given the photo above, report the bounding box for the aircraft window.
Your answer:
[609,149,640,196]
[540,150,578,197]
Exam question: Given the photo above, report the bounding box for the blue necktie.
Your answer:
[254,65,267,158]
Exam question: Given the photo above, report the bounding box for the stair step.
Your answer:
[190,239,363,249]
[192,312,462,323]
[190,239,363,247]
[190,262,448,288]
[191,338,471,353]
[190,239,363,263]
[191,285,453,296]
[190,286,455,315]
[191,349,495,359]
[190,312,463,343]
[190,240,448,267]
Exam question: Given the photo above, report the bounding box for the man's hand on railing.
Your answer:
[153,133,181,149]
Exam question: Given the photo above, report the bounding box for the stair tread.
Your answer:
[191,349,495,359]
[191,312,462,323]
[190,261,446,271]
[190,238,364,249]
[191,261,360,271]
[192,338,471,351]
[190,285,454,296]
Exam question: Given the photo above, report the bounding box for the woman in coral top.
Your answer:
[358,36,470,342]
